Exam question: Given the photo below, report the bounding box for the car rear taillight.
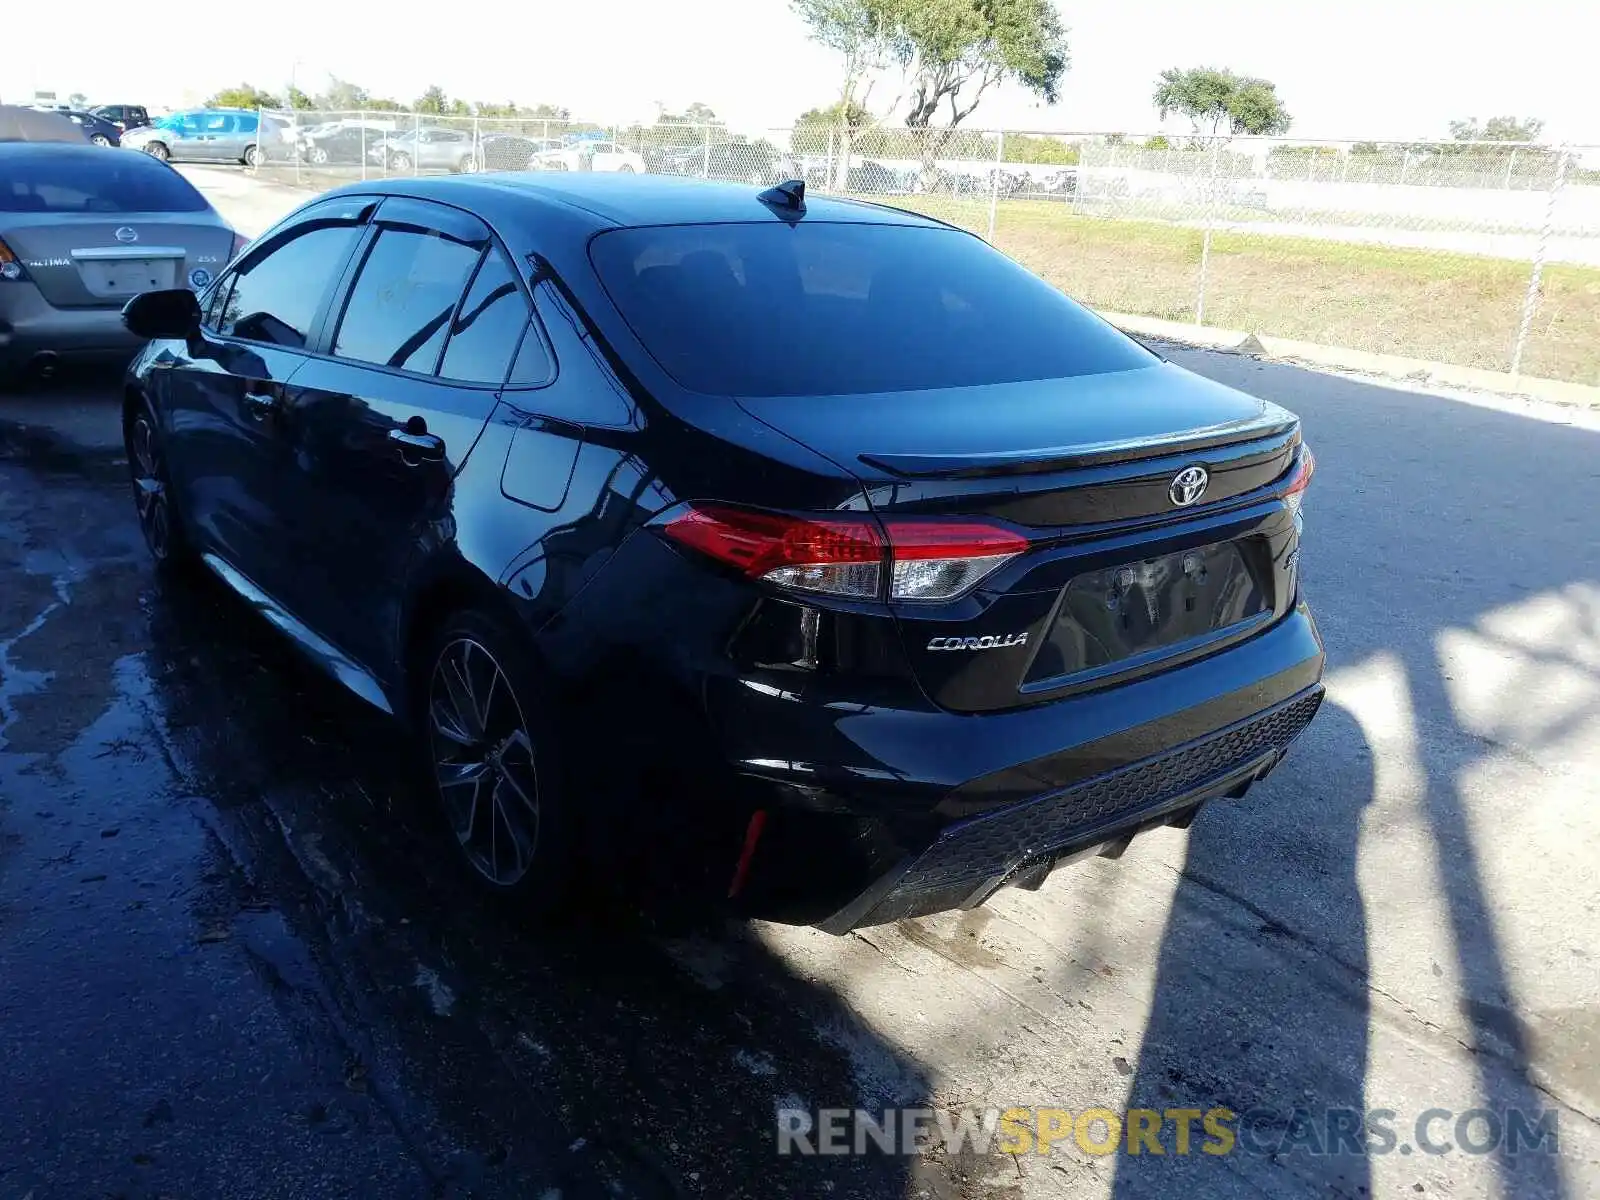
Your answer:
[230,231,251,261]
[1283,446,1315,518]
[655,503,1028,602]
[882,521,1029,601]
[0,238,27,283]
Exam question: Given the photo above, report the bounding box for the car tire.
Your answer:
[91,134,112,147]
[391,151,412,172]
[145,142,170,162]
[416,608,575,911]
[125,396,194,572]
[243,144,262,168]
[617,164,635,174]
[309,146,329,165]
[460,154,479,174]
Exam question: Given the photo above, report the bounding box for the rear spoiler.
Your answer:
[858,412,1300,480]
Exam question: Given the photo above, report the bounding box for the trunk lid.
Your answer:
[735,363,1304,713]
[1,214,233,308]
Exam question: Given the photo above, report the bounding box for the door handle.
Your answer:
[242,391,278,419]
[389,427,446,463]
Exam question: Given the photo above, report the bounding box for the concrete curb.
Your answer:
[1102,311,1600,409]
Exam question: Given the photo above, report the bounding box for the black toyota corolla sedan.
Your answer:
[120,173,1323,931]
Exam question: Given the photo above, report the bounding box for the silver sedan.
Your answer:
[0,143,243,386]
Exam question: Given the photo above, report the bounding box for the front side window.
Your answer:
[218,223,361,348]
[333,227,481,373]
[438,249,537,385]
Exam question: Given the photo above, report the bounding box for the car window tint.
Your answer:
[203,114,230,132]
[0,151,211,213]
[219,224,359,348]
[590,222,1156,396]
[506,324,552,387]
[439,249,533,384]
[333,228,480,374]
[203,276,235,330]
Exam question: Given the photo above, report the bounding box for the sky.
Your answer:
[8,0,1598,145]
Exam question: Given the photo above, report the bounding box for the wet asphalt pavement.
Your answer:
[0,400,944,1198]
[2,348,1598,1200]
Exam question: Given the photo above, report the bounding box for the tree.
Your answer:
[1142,134,1171,150]
[286,86,315,111]
[791,0,895,188]
[415,86,448,116]
[317,77,370,111]
[880,0,1067,133]
[1449,116,1543,144]
[1005,132,1076,164]
[1153,67,1291,139]
[796,100,872,128]
[205,84,283,111]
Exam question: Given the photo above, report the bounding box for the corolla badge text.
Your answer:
[927,633,1029,651]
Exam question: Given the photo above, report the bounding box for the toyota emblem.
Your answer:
[1169,465,1209,507]
[114,226,139,243]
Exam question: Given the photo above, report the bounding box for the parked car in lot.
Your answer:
[368,126,478,173]
[120,109,284,166]
[59,110,124,147]
[298,123,393,165]
[651,141,800,185]
[118,173,1322,929]
[472,133,547,172]
[529,138,645,173]
[91,104,151,133]
[0,143,243,387]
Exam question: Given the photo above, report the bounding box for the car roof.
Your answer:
[326,172,953,232]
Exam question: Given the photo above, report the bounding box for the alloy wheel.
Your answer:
[91,134,112,147]
[428,637,541,887]
[129,414,172,560]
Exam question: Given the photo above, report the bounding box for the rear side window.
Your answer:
[0,153,211,213]
[219,223,360,348]
[590,222,1155,396]
[333,227,481,373]
[439,249,537,385]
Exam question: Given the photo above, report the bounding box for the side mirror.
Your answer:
[122,288,201,340]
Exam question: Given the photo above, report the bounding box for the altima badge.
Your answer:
[927,633,1029,651]
[1169,465,1209,507]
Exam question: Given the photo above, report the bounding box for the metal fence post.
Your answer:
[1195,139,1222,325]
[253,104,263,174]
[1503,147,1517,190]
[987,130,1004,241]
[412,110,420,176]
[360,111,367,180]
[1509,147,1570,380]
[826,127,835,193]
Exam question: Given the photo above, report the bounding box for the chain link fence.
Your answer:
[246,112,1600,387]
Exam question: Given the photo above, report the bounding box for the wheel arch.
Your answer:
[398,557,532,722]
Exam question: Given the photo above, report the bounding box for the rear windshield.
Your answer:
[0,152,210,214]
[589,221,1154,396]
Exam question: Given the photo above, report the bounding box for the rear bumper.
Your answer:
[819,684,1323,931]
[0,285,142,367]
[713,602,1325,928]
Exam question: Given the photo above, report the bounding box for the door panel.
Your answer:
[163,218,366,592]
[277,217,500,675]
[277,359,496,676]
